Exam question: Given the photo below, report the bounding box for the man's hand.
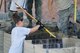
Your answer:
[36,20,45,30]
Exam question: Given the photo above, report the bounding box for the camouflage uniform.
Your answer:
[55,0,74,35]
[57,4,74,35]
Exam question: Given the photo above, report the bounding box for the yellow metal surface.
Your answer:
[74,0,77,23]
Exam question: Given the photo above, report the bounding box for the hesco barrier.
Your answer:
[4,32,11,53]
[0,29,4,53]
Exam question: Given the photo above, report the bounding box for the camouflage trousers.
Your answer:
[26,0,42,27]
[57,4,74,35]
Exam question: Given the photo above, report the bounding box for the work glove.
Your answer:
[36,20,45,30]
